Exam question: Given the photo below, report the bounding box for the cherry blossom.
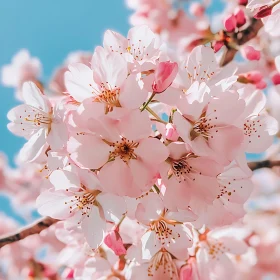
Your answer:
[68,109,168,197]
[7,82,68,162]
[1,2,280,278]
[37,166,126,248]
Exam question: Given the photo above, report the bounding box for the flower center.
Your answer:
[208,241,227,260]
[108,137,139,163]
[168,154,197,183]
[147,250,178,279]
[191,116,214,140]
[25,111,52,128]
[65,187,101,219]
[126,39,149,61]
[90,83,121,114]
[150,217,180,245]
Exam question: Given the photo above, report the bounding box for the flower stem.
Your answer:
[145,106,167,124]
[141,92,156,112]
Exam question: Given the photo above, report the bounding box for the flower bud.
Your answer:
[254,5,273,19]
[224,14,237,32]
[242,46,261,61]
[272,73,280,85]
[239,0,248,5]
[180,257,198,280]
[246,71,263,83]
[256,80,267,89]
[166,123,179,141]
[213,41,224,53]
[104,228,126,256]
[152,61,178,93]
[234,8,246,27]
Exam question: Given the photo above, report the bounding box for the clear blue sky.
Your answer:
[0,0,131,165]
[0,0,224,222]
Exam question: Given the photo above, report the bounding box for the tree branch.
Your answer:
[220,19,264,66]
[0,217,58,249]
[248,160,280,171]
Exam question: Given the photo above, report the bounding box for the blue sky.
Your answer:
[0,0,131,165]
[0,1,225,222]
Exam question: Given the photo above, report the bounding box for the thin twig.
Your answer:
[248,160,280,171]
[0,217,58,249]
[220,19,264,66]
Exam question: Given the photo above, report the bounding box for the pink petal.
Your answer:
[19,128,47,162]
[135,192,164,225]
[119,74,148,109]
[68,134,110,169]
[64,63,93,102]
[136,138,169,165]
[81,206,106,249]
[22,82,51,112]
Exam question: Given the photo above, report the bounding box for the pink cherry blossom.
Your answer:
[1,49,42,100]
[7,82,68,162]
[68,109,168,197]
[195,227,248,280]
[173,90,245,165]
[103,25,162,71]
[65,47,148,113]
[37,166,126,248]
[135,193,196,260]
[159,142,223,213]
[236,86,278,153]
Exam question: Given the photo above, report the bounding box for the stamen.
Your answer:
[109,137,139,163]
[147,250,178,279]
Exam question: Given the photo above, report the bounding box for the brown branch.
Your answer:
[0,217,58,249]
[248,160,280,171]
[220,19,264,66]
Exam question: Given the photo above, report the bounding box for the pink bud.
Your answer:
[272,73,280,85]
[234,8,246,27]
[189,2,205,17]
[165,123,179,141]
[254,5,273,19]
[238,0,248,5]
[180,258,198,280]
[104,228,126,256]
[246,71,263,83]
[152,61,178,93]
[242,46,261,61]
[224,14,237,32]
[213,41,224,53]
[256,80,267,89]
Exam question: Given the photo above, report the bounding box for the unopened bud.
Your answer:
[152,61,178,93]
[224,14,237,32]
[242,46,261,61]
[234,8,246,27]
[272,73,280,85]
[104,228,126,256]
[254,5,273,19]
[239,0,248,5]
[166,123,179,141]
[213,41,224,53]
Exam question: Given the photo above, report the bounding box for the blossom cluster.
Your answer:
[1,0,280,279]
